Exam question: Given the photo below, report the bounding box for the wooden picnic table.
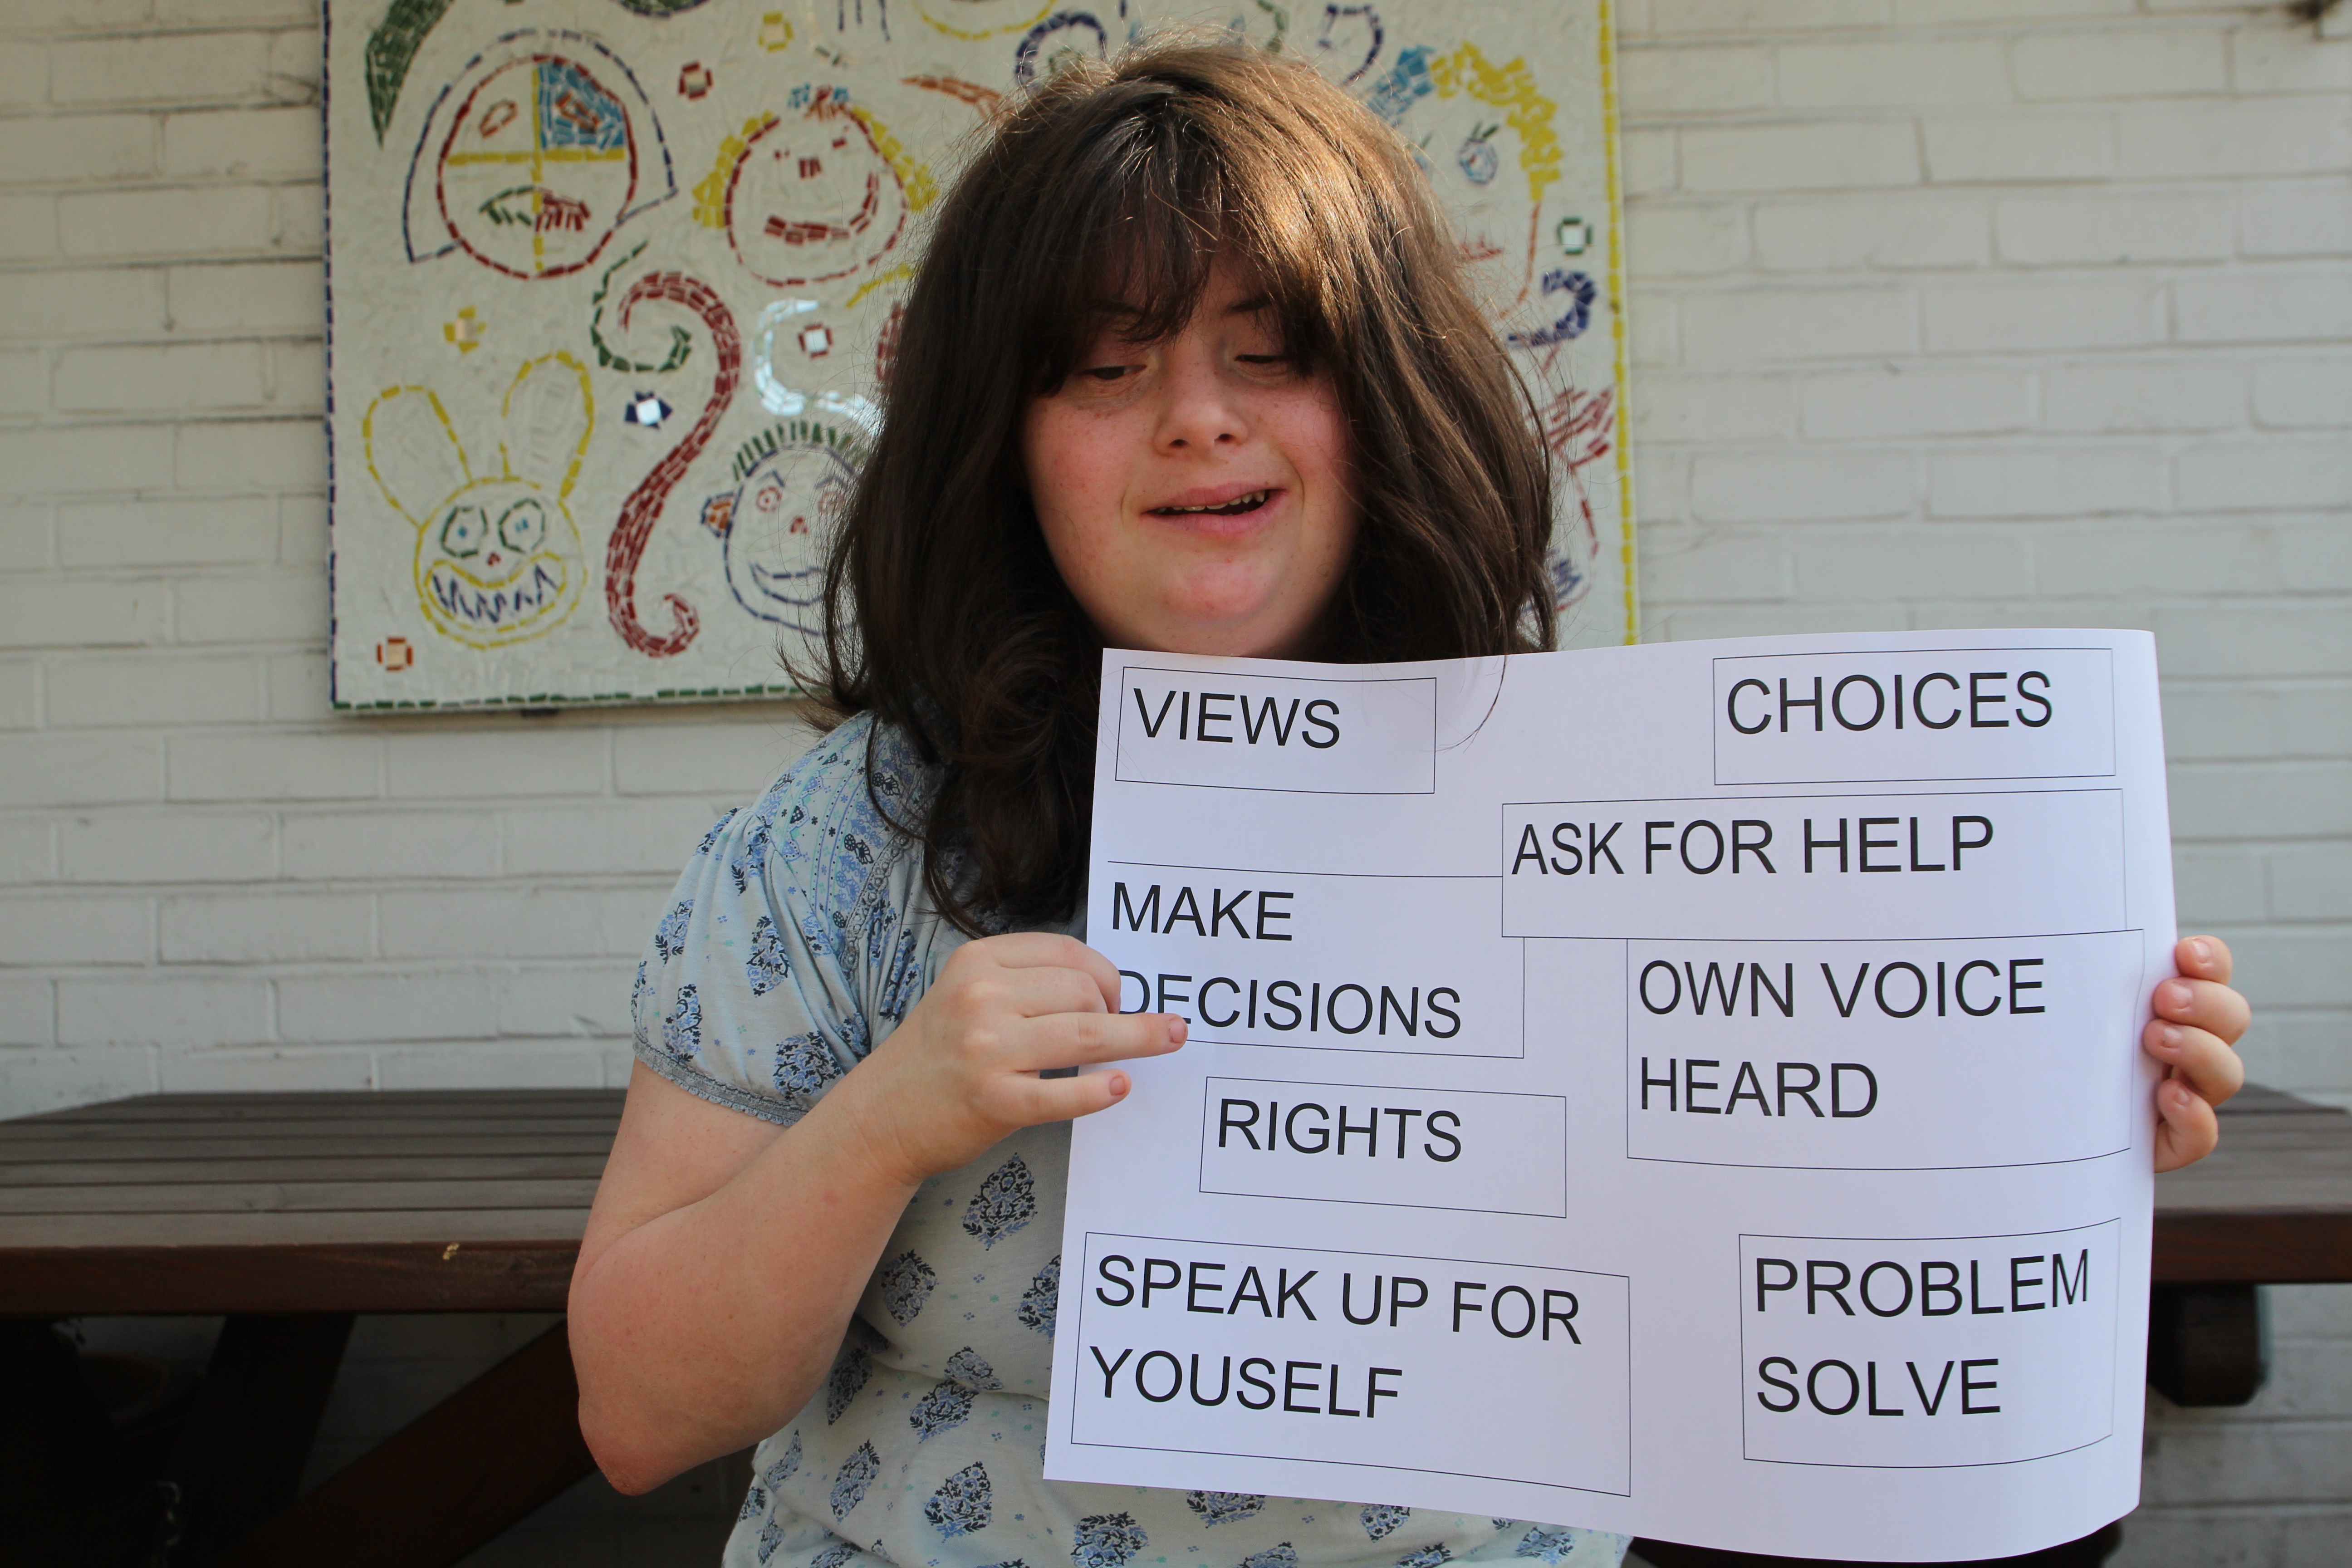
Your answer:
[0,1083,2344,1568]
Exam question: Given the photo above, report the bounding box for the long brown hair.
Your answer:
[809,38,1556,936]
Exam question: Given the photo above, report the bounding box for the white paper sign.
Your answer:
[1050,631,2172,1563]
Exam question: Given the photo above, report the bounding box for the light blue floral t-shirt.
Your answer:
[632,714,1628,1568]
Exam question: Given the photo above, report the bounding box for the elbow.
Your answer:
[578,1397,678,1497]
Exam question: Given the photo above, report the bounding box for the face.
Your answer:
[1021,256,1357,660]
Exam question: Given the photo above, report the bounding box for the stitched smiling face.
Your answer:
[416,477,582,646]
[726,93,908,287]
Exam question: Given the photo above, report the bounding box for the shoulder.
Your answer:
[711,712,938,932]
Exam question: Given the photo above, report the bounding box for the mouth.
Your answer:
[1146,487,1278,519]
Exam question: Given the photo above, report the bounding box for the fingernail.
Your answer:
[2156,1024,2184,1052]
[1107,1072,1130,1099]
[2162,980,2193,1011]
[2189,938,2212,967]
[1166,1018,1186,1046]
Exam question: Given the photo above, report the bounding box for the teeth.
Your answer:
[1159,490,1269,515]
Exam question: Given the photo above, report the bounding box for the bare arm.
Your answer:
[568,932,1184,1494]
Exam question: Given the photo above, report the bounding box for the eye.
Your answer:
[438,506,487,557]
[1078,363,1136,383]
[497,499,546,553]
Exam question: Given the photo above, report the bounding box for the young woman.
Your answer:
[569,40,2250,1568]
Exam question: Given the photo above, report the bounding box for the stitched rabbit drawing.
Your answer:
[363,353,593,648]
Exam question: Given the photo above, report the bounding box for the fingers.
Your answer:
[2152,1073,2220,1174]
[2142,1016,2245,1110]
[2153,973,2251,1049]
[2176,935,2234,987]
[978,964,1119,1021]
[960,932,1128,1014]
[1013,1010,1186,1073]
[1012,1066,1137,1125]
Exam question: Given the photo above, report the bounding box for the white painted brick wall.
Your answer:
[4,1,2345,1563]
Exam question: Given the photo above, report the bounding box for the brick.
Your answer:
[0,113,156,186]
[2177,270,2352,345]
[503,800,737,878]
[2156,605,2352,681]
[161,888,370,961]
[1922,112,2114,182]
[54,495,276,568]
[2272,843,2352,921]
[281,807,498,880]
[1753,196,1988,271]
[2278,520,2352,589]
[0,817,54,883]
[271,181,321,252]
[1629,374,1795,443]
[174,565,329,643]
[1802,526,2031,599]
[377,887,662,962]
[1619,128,1677,197]
[2170,843,2269,926]
[1682,120,1919,193]
[1801,367,2030,439]
[2242,181,2352,260]
[262,26,321,100]
[2012,27,2226,99]
[0,576,168,647]
[1894,0,2134,20]
[1650,0,1891,30]
[612,715,816,797]
[1624,203,1749,276]
[154,0,323,21]
[0,0,156,29]
[58,975,271,1046]
[2160,681,2352,762]
[1777,39,2010,108]
[1679,286,1917,362]
[167,259,323,333]
[159,1045,377,1094]
[167,729,377,801]
[0,265,167,340]
[54,339,272,414]
[2176,441,2352,512]
[49,32,272,107]
[1617,46,1774,114]
[1927,447,2162,518]
[0,195,59,259]
[47,651,266,726]
[275,970,496,1044]
[0,507,54,572]
[58,184,277,260]
[0,981,53,1049]
[61,809,274,883]
[377,1040,611,1089]
[1652,603,1906,643]
[2119,102,2352,180]
[1922,278,2165,353]
[0,658,38,729]
[0,349,45,416]
[1689,450,1917,523]
[384,726,610,801]
[0,1046,156,1118]
[2042,361,2246,434]
[1627,292,1678,367]
[267,337,321,411]
[2034,519,2281,598]
[161,104,318,180]
[0,43,49,111]
[0,730,165,808]
[174,417,324,488]
[267,648,328,720]
[2228,21,2352,94]
[1632,527,1793,602]
[0,893,150,964]
[1994,191,2232,265]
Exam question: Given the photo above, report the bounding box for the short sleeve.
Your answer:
[631,715,934,1126]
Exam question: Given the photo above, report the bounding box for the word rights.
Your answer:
[1053,632,2174,1563]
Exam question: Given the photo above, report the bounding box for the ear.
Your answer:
[363,386,471,524]
[500,352,594,500]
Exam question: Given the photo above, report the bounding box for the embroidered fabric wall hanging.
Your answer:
[325,0,1635,710]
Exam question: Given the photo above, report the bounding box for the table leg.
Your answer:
[217,1318,597,1568]
[0,1319,157,1568]
[2147,1283,2269,1407]
[162,1312,355,1566]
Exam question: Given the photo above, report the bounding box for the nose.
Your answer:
[1152,347,1247,454]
